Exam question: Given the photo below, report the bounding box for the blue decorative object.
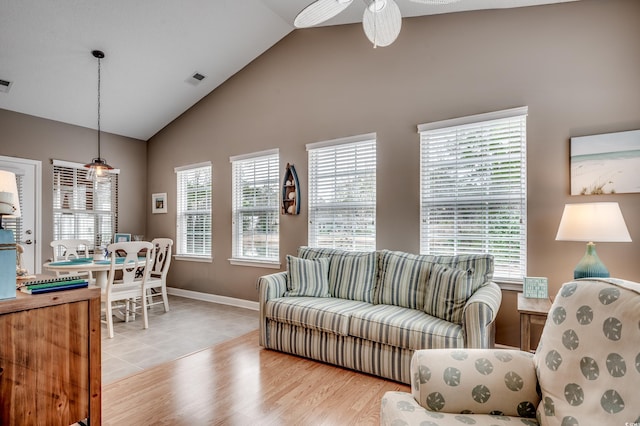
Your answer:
[0,229,17,300]
[573,243,609,279]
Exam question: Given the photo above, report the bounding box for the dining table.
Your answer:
[43,256,149,289]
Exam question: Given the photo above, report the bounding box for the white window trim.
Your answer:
[228,258,281,269]
[52,159,121,174]
[306,132,377,151]
[417,106,528,133]
[229,149,280,266]
[175,161,212,261]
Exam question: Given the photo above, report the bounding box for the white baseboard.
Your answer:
[167,287,259,311]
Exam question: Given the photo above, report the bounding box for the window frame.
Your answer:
[307,133,377,252]
[175,162,212,262]
[229,149,280,268]
[51,159,119,252]
[418,107,528,284]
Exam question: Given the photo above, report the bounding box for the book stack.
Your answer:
[18,275,89,294]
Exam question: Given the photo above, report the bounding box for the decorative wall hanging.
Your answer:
[282,163,300,215]
[152,192,168,214]
[570,129,640,195]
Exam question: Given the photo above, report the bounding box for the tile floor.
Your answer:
[101,295,259,384]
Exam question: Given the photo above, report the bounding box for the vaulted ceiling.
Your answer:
[0,0,579,141]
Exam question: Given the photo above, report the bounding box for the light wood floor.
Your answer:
[103,330,410,425]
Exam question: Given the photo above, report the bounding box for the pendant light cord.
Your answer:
[97,54,101,159]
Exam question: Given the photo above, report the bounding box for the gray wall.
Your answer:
[147,0,640,346]
[0,109,148,266]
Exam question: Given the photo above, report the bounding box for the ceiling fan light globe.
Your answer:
[367,0,387,13]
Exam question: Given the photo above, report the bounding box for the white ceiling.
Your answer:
[0,0,579,141]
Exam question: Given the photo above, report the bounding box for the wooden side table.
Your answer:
[517,293,552,352]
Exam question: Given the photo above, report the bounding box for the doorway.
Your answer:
[0,155,42,274]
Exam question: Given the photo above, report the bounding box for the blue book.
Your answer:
[20,280,88,294]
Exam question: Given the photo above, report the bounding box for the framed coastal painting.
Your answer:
[152,192,168,214]
[570,129,640,195]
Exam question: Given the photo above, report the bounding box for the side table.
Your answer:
[517,293,552,352]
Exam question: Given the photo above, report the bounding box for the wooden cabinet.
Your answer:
[0,286,101,425]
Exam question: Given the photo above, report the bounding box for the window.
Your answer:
[175,162,212,260]
[307,134,376,251]
[230,150,279,266]
[418,107,527,282]
[2,173,23,242]
[52,159,118,251]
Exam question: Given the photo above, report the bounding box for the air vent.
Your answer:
[0,79,12,93]
[186,72,206,86]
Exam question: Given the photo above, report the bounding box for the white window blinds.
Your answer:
[307,134,376,251]
[52,159,118,250]
[231,150,279,262]
[418,107,527,282]
[175,162,212,258]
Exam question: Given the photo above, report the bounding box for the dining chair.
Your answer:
[144,238,173,312]
[101,241,153,339]
[49,238,93,280]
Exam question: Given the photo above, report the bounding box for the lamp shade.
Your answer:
[555,202,631,243]
[0,170,21,218]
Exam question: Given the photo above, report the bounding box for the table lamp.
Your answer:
[0,170,21,300]
[555,202,631,279]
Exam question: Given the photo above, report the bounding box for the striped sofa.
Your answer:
[258,247,502,384]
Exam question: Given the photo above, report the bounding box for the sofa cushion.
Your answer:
[424,263,474,324]
[265,297,370,336]
[376,250,434,310]
[298,246,376,303]
[285,255,330,297]
[534,278,640,426]
[349,304,464,350]
[429,253,494,292]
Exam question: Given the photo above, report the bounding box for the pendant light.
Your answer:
[84,50,113,182]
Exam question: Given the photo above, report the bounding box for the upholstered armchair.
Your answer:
[381,278,640,425]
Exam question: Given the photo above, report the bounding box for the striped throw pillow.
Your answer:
[376,250,433,310]
[285,255,330,297]
[298,247,376,302]
[429,253,494,292]
[424,263,473,324]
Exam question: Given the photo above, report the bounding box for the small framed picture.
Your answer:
[152,192,168,214]
[523,276,549,299]
[114,233,131,243]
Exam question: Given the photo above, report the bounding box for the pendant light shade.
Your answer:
[85,50,113,183]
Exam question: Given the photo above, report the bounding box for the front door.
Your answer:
[0,155,42,274]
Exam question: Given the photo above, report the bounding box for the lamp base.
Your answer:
[573,242,610,279]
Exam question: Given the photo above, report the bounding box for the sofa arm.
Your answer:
[380,391,430,426]
[258,271,287,347]
[410,349,539,418]
[462,281,502,348]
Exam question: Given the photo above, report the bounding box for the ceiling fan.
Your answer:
[294,0,462,47]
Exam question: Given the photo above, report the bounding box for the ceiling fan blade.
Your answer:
[408,0,461,4]
[362,0,402,47]
[294,0,354,28]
